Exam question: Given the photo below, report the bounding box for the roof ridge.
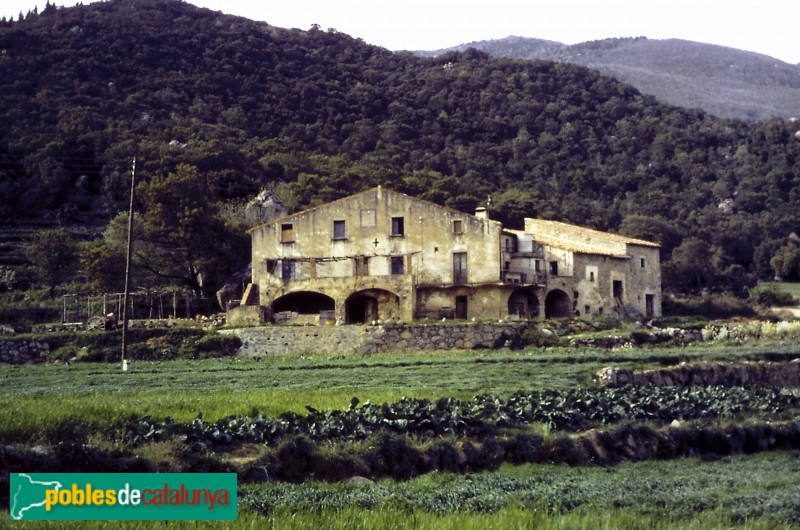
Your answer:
[525,218,659,247]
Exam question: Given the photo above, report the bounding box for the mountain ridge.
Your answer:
[416,36,800,121]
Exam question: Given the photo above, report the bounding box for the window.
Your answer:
[549,261,558,276]
[391,216,405,236]
[280,223,294,243]
[333,220,346,240]
[589,271,595,282]
[354,256,370,276]
[453,252,468,284]
[641,258,646,268]
[453,220,463,234]
[281,260,296,280]
[390,256,404,275]
[534,260,541,272]
[504,261,510,271]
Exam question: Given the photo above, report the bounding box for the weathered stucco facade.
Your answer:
[525,219,662,319]
[238,187,661,324]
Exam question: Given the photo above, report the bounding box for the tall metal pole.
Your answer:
[121,157,136,371]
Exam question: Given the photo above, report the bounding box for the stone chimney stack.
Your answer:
[474,207,488,219]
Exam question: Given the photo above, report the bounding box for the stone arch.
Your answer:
[345,289,400,324]
[544,289,572,318]
[273,291,335,315]
[507,288,539,319]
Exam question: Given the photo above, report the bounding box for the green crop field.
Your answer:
[3,341,800,528]
[4,453,799,529]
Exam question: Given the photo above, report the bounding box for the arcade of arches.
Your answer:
[270,288,576,323]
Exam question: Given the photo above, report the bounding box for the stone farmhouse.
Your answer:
[234,186,661,325]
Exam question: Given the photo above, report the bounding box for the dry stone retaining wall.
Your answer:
[595,360,800,388]
[0,340,49,364]
[223,322,528,356]
[570,328,703,348]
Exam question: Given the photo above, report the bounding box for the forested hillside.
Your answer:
[1,0,800,297]
[419,36,800,121]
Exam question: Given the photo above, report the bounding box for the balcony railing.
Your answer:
[501,271,546,285]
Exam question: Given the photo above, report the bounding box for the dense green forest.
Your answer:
[1,0,799,301]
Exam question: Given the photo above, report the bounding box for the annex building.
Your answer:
[236,186,661,324]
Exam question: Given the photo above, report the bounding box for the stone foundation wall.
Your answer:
[226,305,268,326]
[222,322,528,356]
[595,360,800,388]
[0,340,49,364]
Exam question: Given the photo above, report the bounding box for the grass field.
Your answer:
[3,342,800,528]
[2,343,800,442]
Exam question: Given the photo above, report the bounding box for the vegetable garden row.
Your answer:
[124,385,800,447]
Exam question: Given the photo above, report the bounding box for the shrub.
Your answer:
[749,284,796,307]
[190,334,242,359]
[592,317,624,331]
[663,293,755,319]
[366,432,424,480]
[649,315,709,329]
[40,328,238,363]
[0,302,61,331]
[502,433,544,464]
[274,435,316,483]
[48,345,79,363]
[547,436,587,466]
[45,418,90,445]
[425,440,461,472]
[519,329,560,348]
[313,453,370,482]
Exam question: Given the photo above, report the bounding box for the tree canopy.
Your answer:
[81,164,248,302]
[2,0,800,297]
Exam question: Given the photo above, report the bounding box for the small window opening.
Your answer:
[391,216,405,236]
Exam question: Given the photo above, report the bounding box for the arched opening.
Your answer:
[273,291,335,315]
[544,289,572,318]
[346,289,400,324]
[508,289,539,319]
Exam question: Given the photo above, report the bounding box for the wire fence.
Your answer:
[61,290,199,323]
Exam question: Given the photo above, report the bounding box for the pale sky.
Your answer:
[4,0,799,64]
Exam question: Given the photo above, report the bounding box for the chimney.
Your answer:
[474,207,488,219]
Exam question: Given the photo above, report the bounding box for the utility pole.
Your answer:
[121,157,136,371]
